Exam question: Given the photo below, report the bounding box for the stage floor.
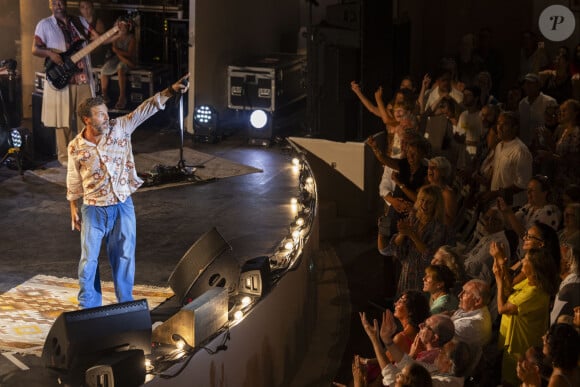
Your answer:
[0,121,386,385]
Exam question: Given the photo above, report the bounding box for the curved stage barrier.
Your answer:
[144,142,320,386]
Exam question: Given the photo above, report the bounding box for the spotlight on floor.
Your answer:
[248,109,272,146]
[193,105,221,143]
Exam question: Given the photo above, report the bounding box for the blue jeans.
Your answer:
[78,197,136,308]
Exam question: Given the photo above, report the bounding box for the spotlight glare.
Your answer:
[290,198,298,205]
[249,110,268,129]
[284,241,294,250]
[292,230,301,239]
[306,177,314,185]
[292,158,300,166]
[240,296,251,307]
[296,218,304,226]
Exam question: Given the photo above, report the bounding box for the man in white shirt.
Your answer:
[481,111,532,208]
[425,69,464,113]
[518,73,557,146]
[452,279,493,348]
[455,86,483,164]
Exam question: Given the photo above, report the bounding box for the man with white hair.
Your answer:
[452,279,493,347]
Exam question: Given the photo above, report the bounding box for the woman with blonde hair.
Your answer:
[381,185,452,296]
[427,156,457,227]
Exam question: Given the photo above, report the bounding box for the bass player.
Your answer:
[32,0,103,167]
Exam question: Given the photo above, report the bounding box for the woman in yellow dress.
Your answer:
[491,246,559,387]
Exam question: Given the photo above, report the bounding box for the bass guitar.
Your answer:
[45,13,136,90]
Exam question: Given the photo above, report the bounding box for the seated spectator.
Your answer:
[452,279,493,348]
[497,175,561,243]
[380,185,452,297]
[474,71,499,106]
[431,245,466,291]
[359,310,461,386]
[451,279,493,375]
[356,290,431,385]
[427,157,457,227]
[100,16,137,110]
[423,264,458,314]
[551,233,580,325]
[517,323,580,387]
[463,207,511,285]
[492,248,559,387]
[559,202,580,244]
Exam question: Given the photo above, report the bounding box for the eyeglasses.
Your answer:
[523,232,543,243]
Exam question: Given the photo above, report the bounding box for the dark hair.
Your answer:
[534,221,562,272]
[402,290,431,330]
[464,85,481,99]
[403,363,433,387]
[526,248,560,296]
[547,323,580,370]
[499,111,520,131]
[530,175,551,192]
[406,136,430,158]
[425,264,456,292]
[78,96,106,119]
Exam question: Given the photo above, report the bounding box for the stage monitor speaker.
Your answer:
[239,256,272,297]
[32,92,56,160]
[168,227,240,305]
[85,349,145,387]
[152,287,228,347]
[41,299,152,372]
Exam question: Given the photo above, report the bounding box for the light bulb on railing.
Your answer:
[292,229,301,240]
[291,197,298,213]
[296,217,304,227]
[306,177,314,185]
[284,240,294,250]
[241,296,251,307]
[292,158,300,173]
[234,310,244,320]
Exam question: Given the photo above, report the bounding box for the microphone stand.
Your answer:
[140,85,205,187]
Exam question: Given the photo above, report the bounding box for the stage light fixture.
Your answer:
[249,109,268,129]
[234,310,244,320]
[193,105,221,143]
[10,128,23,148]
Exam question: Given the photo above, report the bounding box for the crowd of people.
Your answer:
[344,29,580,387]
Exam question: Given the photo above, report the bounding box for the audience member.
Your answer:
[100,15,137,110]
[370,135,429,243]
[463,207,511,284]
[519,73,557,146]
[451,279,493,372]
[540,99,580,191]
[480,111,533,208]
[551,233,580,325]
[431,245,465,290]
[519,31,549,80]
[423,69,464,114]
[427,157,457,227]
[539,48,573,104]
[492,248,559,387]
[559,202,580,244]
[455,86,483,159]
[497,175,561,240]
[380,185,451,296]
[423,264,458,315]
[474,71,499,106]
[529,104,559,177]
[517,323,580,387]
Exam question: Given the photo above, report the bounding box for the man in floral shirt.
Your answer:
[66,74,189,308]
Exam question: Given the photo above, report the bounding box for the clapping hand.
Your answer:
[379,310,398,345]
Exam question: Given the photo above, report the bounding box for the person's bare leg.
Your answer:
[116,68,127,109]
[100,73,110,104]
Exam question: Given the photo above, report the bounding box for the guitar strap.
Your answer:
[70,16,90,42]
